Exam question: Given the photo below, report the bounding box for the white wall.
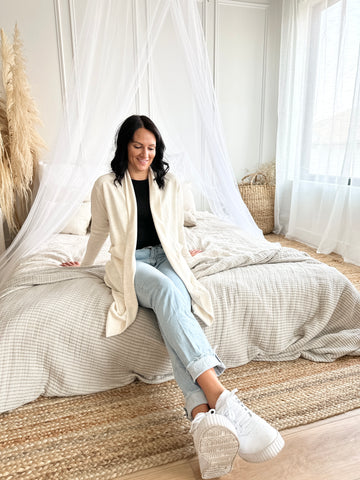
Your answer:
[203,0,282,180]
[0,0,281,180]
[0,0,63,159]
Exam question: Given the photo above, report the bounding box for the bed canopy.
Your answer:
[0,0,261,289]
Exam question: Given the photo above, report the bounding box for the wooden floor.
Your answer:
[121,408,360,480]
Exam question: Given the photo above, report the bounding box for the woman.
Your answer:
[62,115,284,479]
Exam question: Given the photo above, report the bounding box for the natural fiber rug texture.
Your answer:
[267,233,360,290]
[1,236,360,479]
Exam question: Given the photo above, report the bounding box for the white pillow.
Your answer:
[61,202,91,235]
[39,162,92,235]
[182,182,197,227]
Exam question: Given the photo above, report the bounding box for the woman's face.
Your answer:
[127,128,156,180]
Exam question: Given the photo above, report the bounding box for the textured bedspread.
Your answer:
[1,212,360,413]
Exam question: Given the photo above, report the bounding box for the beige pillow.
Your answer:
[61,202,91,235]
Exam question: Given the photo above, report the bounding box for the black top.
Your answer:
[132,179,160,250]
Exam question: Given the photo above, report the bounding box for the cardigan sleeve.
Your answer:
[81,181,109,266]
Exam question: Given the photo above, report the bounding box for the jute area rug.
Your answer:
[1,236,360,479]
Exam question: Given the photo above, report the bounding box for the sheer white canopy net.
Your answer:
[0,0,261,289]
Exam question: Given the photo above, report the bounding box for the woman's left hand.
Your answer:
[189,249,202,256]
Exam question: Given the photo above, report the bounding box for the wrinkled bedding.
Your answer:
[1,212,360,413]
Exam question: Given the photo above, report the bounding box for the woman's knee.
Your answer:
[152,275,179,302]
[135,271,175,308]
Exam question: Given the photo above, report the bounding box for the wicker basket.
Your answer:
[238,173,275,234]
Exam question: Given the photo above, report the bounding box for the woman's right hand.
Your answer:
[189,249,202,256]
[60,261,80,267]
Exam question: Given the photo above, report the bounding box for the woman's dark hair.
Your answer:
[111,115,169,188]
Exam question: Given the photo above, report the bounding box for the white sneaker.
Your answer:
[190,409,240,479]
[215,389,284,463]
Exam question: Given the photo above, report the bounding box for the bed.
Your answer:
[1,209,360,414]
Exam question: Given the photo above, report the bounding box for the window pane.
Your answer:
[308,0,360,180]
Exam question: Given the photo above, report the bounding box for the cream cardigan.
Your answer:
[81,170,214,337]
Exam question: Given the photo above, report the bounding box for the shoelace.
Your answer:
[190,409,216,434]
[223,389,253,434]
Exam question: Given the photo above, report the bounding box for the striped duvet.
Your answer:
[1,212,359,413]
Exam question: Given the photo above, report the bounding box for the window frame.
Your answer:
[299,0,359,187]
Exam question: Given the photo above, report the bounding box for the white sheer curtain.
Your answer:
[275,0,360,265]
[0,0,261,290]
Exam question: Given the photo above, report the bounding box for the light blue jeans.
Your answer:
[134,245,225,420]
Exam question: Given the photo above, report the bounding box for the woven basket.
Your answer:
[238,173,275,234]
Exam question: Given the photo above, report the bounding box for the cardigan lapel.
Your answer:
[148,170,167,236]
[122,170,138,266]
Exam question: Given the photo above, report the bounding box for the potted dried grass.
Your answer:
[0,25,45,241]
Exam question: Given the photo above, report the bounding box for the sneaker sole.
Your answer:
[198,424,240,479]
[239,431,285,463]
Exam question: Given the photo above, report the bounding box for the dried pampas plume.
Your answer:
[10,25,45,189]
[0,25,46,235]
[0,29,18,234]
[0,28,13,94]
[0,97,18,233]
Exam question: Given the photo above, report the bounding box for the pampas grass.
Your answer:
[0,29,18,234]
[0,25,45,235]
[1,26,18,234]
[0,97,17,233]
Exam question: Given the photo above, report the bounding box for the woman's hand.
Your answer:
[60,261,80,267]
[189,249,202,257]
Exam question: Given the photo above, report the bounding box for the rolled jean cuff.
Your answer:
[184,390,209,421]
[184,354,226,420]
[187,353,226,382]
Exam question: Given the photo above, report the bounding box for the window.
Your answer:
[301,0,360,185]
